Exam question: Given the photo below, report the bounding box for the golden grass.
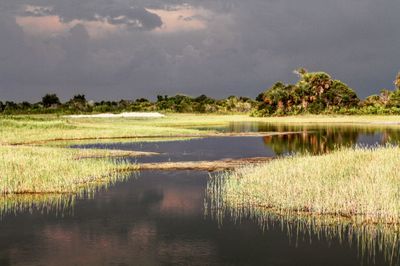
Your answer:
[0,117,203,145]
[208,146,400,225]
[0,145,132,194]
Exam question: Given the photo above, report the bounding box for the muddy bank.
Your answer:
[120,157,273,172]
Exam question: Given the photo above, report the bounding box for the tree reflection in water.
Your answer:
[260,124,400,155]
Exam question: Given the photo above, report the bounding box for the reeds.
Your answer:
[0,145,132,194]
[208,145,400,225]
[207,146,400,264]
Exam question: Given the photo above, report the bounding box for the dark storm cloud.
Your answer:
[0,0,399,101]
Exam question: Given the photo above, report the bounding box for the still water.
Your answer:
[74,122,400,161]
[1,123,399,265]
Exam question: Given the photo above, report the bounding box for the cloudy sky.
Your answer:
[0,0,399,101]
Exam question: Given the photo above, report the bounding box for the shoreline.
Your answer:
[9,131,303,145]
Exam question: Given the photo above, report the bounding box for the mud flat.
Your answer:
[120,157,273,172]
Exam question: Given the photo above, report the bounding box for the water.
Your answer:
[73,137,276,163]
[0,171,387,265]
[1,122,400,265]
[73,123,400,160]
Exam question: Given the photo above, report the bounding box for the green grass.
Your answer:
[208,146,400,225]
[0,145,132,194]
[0,116,204,145]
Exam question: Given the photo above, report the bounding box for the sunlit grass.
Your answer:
[0,145,132,194]
[0,117,204,145]
[209,146,400,225]
[207,146,400,264]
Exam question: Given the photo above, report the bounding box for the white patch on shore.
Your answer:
[64,112,165,118]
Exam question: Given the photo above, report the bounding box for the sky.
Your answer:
[0,0,399,101]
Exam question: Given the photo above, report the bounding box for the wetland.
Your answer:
[1,115,400,265]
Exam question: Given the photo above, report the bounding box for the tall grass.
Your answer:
[0,145,132,194]
[208,146,400,225]
[207,146,400,264]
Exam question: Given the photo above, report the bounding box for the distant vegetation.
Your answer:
[0,94,256,115]
[1,69,400,116]
[255,68,359,115]
[254,69,400,116]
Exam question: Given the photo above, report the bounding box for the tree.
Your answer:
[136,98,149,103]
[387,72,400,107]
[70,94,87,103]
[66,94,89,112]
[42,93,61,108]
[395,71,400,90]
[255,69,359,116]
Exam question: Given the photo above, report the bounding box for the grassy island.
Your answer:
[209,145,400,225]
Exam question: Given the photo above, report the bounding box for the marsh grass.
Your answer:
[0,116,207,145]
[208,145,400,225]
[206,146,400,264]
[0,145,133,194]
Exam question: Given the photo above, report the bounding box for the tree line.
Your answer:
[1,69,400,116]
[0,94,256,115]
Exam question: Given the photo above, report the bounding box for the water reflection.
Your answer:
[206,180,400,265]
[0,171,384,265]
[0,171,132,218]
[0,194,75,218]
[226,123,400,155]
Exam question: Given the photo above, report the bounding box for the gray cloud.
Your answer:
[0,0,400,101]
